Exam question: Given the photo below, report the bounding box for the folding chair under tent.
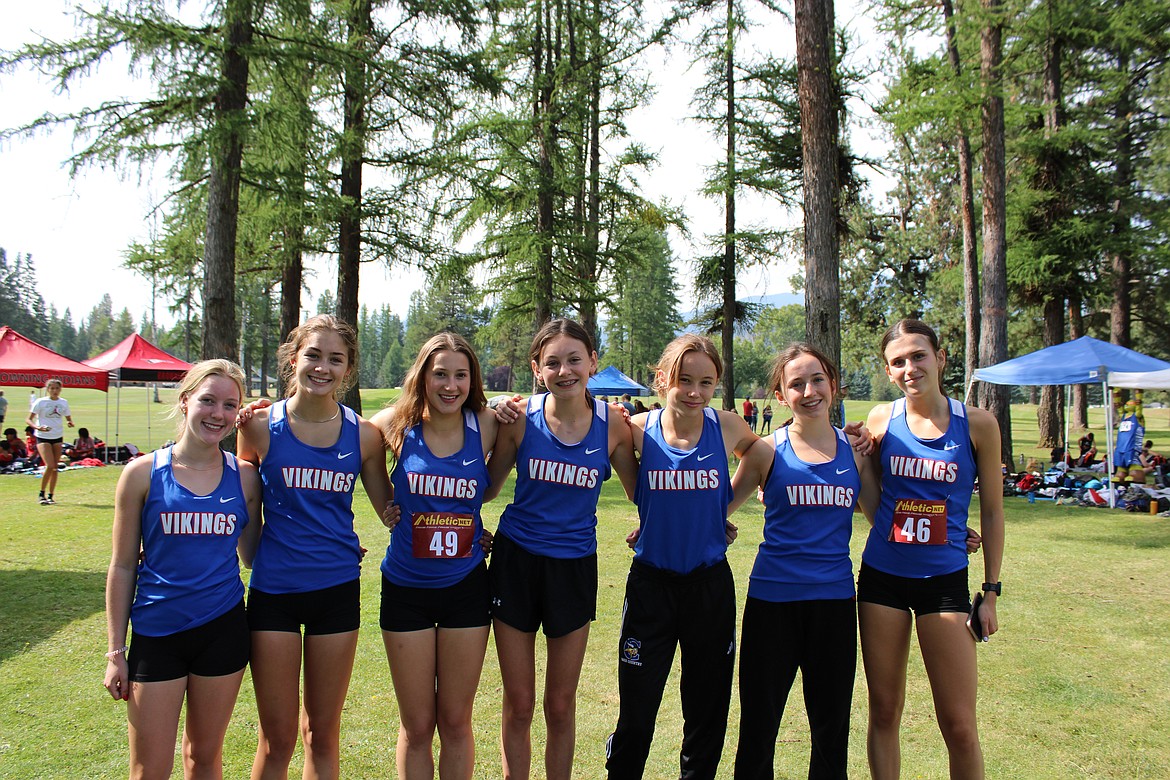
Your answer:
[83,334,193,457]
[966,336,1170,507]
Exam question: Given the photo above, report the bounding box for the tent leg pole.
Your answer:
[1105,380,1115,509]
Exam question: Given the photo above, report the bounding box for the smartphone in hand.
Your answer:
[966,591,987,642]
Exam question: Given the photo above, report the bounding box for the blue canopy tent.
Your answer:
[968,336,1170,506]
[588,365,650,396]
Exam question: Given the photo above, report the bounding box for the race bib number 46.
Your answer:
[411,512,475,559]
[889,499,947,545]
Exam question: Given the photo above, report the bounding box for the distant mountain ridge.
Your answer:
[680,292,802,328]
[743,292,802,309]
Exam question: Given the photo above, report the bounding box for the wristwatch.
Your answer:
[981,581,1002,596]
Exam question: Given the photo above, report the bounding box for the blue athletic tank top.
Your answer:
[382,410,488,588]
[1115,413,1143,468]
[863,397,976,578]
[131,447,248,636]
[749,426,858,602]
[250,400,363,593]
[633,407,731,573]
[497,394,611,558]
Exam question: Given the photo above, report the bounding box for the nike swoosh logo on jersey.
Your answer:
[337,451,353,459]
[943,443,961,451]
[697,453,714,461]
[220,496,233,503]
[585,447,601,455]
[463,458,479,466]
[836,468,850,475]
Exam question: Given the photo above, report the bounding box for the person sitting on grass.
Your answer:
[69,427,97,461]
[24,426,42,468]
[5,428,28,461]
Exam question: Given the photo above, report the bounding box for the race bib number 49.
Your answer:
[411,512,475,559]
[889,499,948,545]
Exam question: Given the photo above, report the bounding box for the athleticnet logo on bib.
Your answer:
[889,498,947,545]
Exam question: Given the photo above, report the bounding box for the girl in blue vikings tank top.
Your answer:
[858,319,1004,780]
[727,343,879,780]
[371,332,501,780]
[605,334,758,780]
[105,360,262,779]
[484,319,638,779]
[237,315,392,780]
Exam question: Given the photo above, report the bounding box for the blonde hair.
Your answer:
[276,314,359,398]
[652,334,723,396]
[45,378,63,391]
[384,333,487,457]
[170,359,247,439]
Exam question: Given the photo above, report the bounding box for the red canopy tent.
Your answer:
[0,326,110,391]
[84,333,192,382]
[83,334,194,452]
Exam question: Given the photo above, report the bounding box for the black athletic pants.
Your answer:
[733,596,857,780]
[605,558,736,780]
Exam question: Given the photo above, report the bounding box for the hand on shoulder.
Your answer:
[235,397,273,429]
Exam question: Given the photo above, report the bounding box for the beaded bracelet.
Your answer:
[105,645,129,659]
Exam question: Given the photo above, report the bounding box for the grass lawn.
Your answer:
[3,389,1169,777]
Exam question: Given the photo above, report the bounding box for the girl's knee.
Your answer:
[938,715,980,755]
[400,718,438,747]
[867,695,905,731]
[258,727,299,764]
[301,719,341,757]
[543,692,577,731]
[436,712,473,744]
[504,688,537,726]
[183,741,224,774]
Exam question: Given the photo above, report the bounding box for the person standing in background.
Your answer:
[27,378,73,505]
[0,390,9,424]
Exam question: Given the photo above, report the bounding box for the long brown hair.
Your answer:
[385,332,487,456]
[652,334,723,396]
[276,314,360,398]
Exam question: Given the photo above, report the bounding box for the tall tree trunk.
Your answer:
[1109,47,1133,349]
[337,0,372,414]
[1038,296,1065,447]
[722,0,737,411]
[797,0,841,425]
[261,282,272,397]
[1036,0,1066,449]
[942,0,980,389]
[276,0,311,395]
[201,0,253,362]
[1069,292,1088,428]
[581,0,602,342]
[978,0,1012,463]
[534,0,555,328]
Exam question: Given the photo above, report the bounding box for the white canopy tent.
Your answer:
[1109,369,1170,390]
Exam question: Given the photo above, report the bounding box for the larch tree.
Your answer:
[978,0,1012,462]
[796,0,843,423]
